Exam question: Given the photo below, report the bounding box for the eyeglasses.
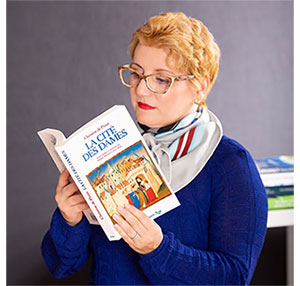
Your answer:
[118,64,195,94]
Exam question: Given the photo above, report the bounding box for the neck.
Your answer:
[138,121,179,135]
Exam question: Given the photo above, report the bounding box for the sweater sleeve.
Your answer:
[41,208,92,278]
[139,142,268,285]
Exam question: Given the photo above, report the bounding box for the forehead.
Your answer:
[132,44,177,73]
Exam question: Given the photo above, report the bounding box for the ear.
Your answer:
[200,77,209,98]
[194,77,209,99]
[194,77,209,108]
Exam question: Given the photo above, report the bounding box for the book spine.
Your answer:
[259,167,294,174]
[266,185,294,210]
[59,149,105,223]
[266,185,294,197]
[268,196,294,210]
[260,172,294,187]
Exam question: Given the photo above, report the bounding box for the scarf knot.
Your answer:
[141,108,223,192]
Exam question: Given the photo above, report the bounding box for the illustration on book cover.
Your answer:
[86,141,172,221]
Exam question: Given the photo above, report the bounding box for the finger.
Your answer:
[123,204,153,230]
[60,182,79,198]
[68,193,86,207]
[55,182,79,203]
[113,213,137,239]
[74,202,90,212]
[57,169,70,189]
[117,206,146,235]
[113,224,139,250]
[65,202,89,216]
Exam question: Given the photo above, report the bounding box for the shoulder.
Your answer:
[203,137,267,209]
[204,136,260,182]
[214,135,249,157]
[208,136,252,167]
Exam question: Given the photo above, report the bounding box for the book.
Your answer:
[266,185,294,210]
[255,156,294,210]
[255,156,294,187]
[38,105,180,241]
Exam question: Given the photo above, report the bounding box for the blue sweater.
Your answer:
[41,136,268,285]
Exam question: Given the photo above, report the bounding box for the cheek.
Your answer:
[159,90,196,117]
[129,88,134,99]
[159,90,189,109]
[129,89,137,106]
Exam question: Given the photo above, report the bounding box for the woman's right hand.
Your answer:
[55,169,89,226]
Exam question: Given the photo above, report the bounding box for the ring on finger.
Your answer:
[130,232,139,240]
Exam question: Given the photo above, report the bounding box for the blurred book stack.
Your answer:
[255,156,294,210]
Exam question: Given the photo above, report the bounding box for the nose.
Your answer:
[135,78,152,97]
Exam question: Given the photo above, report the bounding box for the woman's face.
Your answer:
[130,44,198,128]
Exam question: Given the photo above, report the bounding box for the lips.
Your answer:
[137,102,155,110]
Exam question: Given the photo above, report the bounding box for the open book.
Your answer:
[38,105,180,241]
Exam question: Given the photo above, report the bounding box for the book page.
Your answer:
[37,129,66,173]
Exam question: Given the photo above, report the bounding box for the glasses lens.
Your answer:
[121,68,140,87]
[148,75,171,93]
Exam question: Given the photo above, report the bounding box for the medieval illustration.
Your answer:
[86,141,171,221]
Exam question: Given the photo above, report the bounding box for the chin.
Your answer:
[135,112,161,128]
[137,117,159,128]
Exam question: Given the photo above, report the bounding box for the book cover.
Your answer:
[255,156,294,187]
[255,156,294,174]
[268,196,294,210]
[38,105,180,241]
[266,185,294,197]
[266,185,294,210]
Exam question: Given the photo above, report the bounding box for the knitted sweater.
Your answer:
[41,136,268,285]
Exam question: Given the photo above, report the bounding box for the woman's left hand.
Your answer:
[113,204,163,254]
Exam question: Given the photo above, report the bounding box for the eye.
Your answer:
[130,71,140,79]
[154,76,169,84]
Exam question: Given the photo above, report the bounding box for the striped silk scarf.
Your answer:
[142,107,223,192]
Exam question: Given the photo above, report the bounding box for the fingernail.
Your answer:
[113,214,119,221]
[117,205,124,212]
[125,204,131,209]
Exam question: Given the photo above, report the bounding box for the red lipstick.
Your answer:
[137,102,155,110]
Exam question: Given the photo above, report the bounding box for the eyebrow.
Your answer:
[130,63,144,73]
[130,62,176,76]
[154,69,176,76]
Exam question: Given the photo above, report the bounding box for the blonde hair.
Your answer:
[129,12,221,103]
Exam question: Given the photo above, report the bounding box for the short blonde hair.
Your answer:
[129,12,221,101]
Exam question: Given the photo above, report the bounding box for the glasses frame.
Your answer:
[118,64,195,95]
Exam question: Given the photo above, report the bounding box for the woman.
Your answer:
[142,180,157,204]
[135,185,149,209]
[41,12,268,285]
[135,176,156,205]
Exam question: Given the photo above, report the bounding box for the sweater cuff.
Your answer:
[53,207,89,233]
[139,233,170,262]
[50,208,91,256]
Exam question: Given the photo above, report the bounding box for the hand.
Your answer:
[113,204,163,254]
[55,169,90,226]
